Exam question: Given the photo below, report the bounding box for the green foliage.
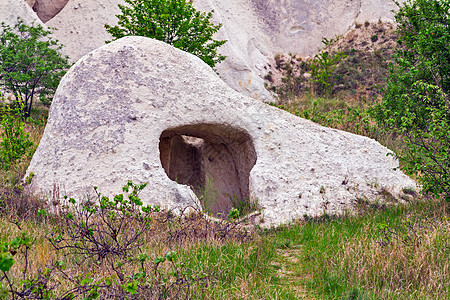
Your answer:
[0,182,203,299]
[105,0,227,69]
[375,0,450,200]
[229,195,258,219]
[274,95,379,138]
[310,44,347,96]
[397,82,450,200]
[376,0,450,129]
[0,18,70,118]
[271,198,448,299]
[0,100,33,170]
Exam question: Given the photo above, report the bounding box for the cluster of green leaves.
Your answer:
[105,0,226,69]
[310,49,347,96]
[375,0,450,200]
[0,100,33,170]
[0,230,59,299]
[0,18,70,118]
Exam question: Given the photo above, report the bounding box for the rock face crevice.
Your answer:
[159,124,256,214]
[26,0,69,23]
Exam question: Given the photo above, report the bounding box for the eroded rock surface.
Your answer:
[192,0,404,100]
[0,0,44,27]
[26,37,416,226]
[42,0,403,101]
[46,0,123,61]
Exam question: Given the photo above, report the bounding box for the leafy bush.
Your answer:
[376,0,450,129]
[395,82,450,200]
[0,180,256,299]
[0,18,70,118]
[0,100,33,170]
[105,0,226,69]
[375,0,450,200]
[310,42,347,96]
[1,181,205,299]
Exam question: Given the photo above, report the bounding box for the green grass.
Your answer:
[268,197,449,299]
[1,195,447,299]
[1,87,448,299]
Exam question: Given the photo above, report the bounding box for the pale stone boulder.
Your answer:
[46,0,123,62]
[26,37,416,226]
[0,0,44,27]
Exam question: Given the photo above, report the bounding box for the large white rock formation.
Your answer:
[26,37,416,226]
[45,0,122,61]
[43,0,403,101]
[0,0,44,27]
[193,0,403,100]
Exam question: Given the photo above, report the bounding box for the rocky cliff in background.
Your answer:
[16,0,403,101]
[193,0,403,101]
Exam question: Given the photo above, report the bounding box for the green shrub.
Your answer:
[0,18,70,118]
[1,181,202,299]
[0,100,33,170]
[105,0,227,69]
[395,82,450,200]
[375,0,450,200]
[310,46,346,96]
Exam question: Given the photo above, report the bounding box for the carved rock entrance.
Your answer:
[159,124,257,214]
[26,37,417,226]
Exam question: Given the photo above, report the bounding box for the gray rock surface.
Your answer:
[0,0,44,27]
[26,36,416,226]
[46,0,122,61]
[192,0,404,101]
[44,0,403,101]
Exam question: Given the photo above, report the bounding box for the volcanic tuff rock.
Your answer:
[45,0,122,62]
[40,0,404,101]
[26,36,416,226]
[0,0,44,27]
[192,0,405,101]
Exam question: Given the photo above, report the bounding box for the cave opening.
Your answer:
[159,124,257,215]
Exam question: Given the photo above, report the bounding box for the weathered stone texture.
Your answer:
[40,0,404,101]
[46,0,123,62]
[0,0,44,27]
[26,37,416,226]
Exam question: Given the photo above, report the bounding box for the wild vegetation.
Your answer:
[0,0,449,299]
[0,18,70,118]
[105,0,226,69]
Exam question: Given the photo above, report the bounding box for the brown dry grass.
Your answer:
[341,199,449,297]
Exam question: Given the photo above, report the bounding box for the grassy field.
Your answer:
[0,98,448,299]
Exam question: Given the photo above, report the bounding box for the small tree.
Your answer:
[375,0,450,200]
[375,0,450,130]
[105,0,226,69]
[0,99,33,170]
[0,18,70,118]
